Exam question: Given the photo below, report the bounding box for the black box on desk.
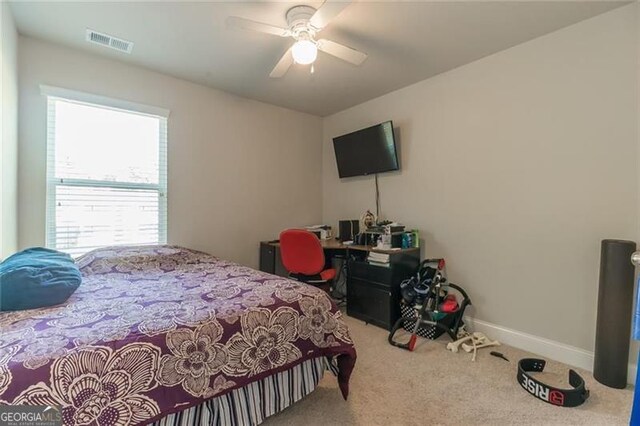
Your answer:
[339,220,359,241]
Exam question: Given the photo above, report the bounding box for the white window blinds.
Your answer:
[45,90,168,256]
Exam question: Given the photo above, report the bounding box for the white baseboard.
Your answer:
[464,316,637,385]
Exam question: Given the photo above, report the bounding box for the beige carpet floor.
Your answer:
[264,316,633,425]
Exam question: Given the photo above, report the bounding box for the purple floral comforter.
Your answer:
[0,245,356,425]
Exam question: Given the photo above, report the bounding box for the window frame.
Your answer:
[43,85,169,254]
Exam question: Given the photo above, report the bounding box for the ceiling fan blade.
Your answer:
[310,0,352,29]
[317,39,367,66]
[226,16,291,37]
[270,47,294,78]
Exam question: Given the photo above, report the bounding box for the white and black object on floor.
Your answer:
[518,358,590,408]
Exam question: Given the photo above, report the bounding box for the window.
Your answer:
[45,87,168,256]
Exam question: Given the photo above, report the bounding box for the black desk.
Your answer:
[259,239,420,330]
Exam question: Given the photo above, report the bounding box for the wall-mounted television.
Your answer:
[332,121,399,178]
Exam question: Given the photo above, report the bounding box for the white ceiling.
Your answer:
[10,1,628,116]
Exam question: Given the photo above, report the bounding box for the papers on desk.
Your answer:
[367,252,390,266]
[304,225,333,240]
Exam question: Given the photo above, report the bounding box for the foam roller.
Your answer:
[593,239,636,389]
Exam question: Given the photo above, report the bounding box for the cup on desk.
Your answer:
[377,234,392,250]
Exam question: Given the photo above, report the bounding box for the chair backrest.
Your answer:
[279,229,325,276]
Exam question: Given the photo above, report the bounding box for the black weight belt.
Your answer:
[517,358,589,407]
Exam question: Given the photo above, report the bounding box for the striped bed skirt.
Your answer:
[153,357,327,426]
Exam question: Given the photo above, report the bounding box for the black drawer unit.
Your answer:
[349,260,394,284]
[259,242,276,274]
[347,251,419,331]
[259,242,288,277]
[347,276,395,329]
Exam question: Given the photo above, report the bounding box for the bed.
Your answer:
[0,245,356,425]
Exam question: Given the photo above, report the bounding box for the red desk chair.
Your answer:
[279,229,336,292]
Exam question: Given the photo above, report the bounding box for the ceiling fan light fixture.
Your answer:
[292,39,318,65]
[227,1,367,77]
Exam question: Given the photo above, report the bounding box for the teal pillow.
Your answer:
[0,247,82,311]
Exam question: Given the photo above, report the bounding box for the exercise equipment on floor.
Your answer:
[594,239,636,388]
[388,258,471,351]
[518,358,590,407]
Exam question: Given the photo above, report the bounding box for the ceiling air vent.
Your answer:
[85,29,133,54]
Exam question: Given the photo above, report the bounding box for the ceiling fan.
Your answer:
[227,1,367,78]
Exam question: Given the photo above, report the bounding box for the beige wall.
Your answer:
[322,5,638,352]
[1,3,18,259]
[18,36,323,268]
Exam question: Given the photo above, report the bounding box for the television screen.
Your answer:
[332,121,399,178]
